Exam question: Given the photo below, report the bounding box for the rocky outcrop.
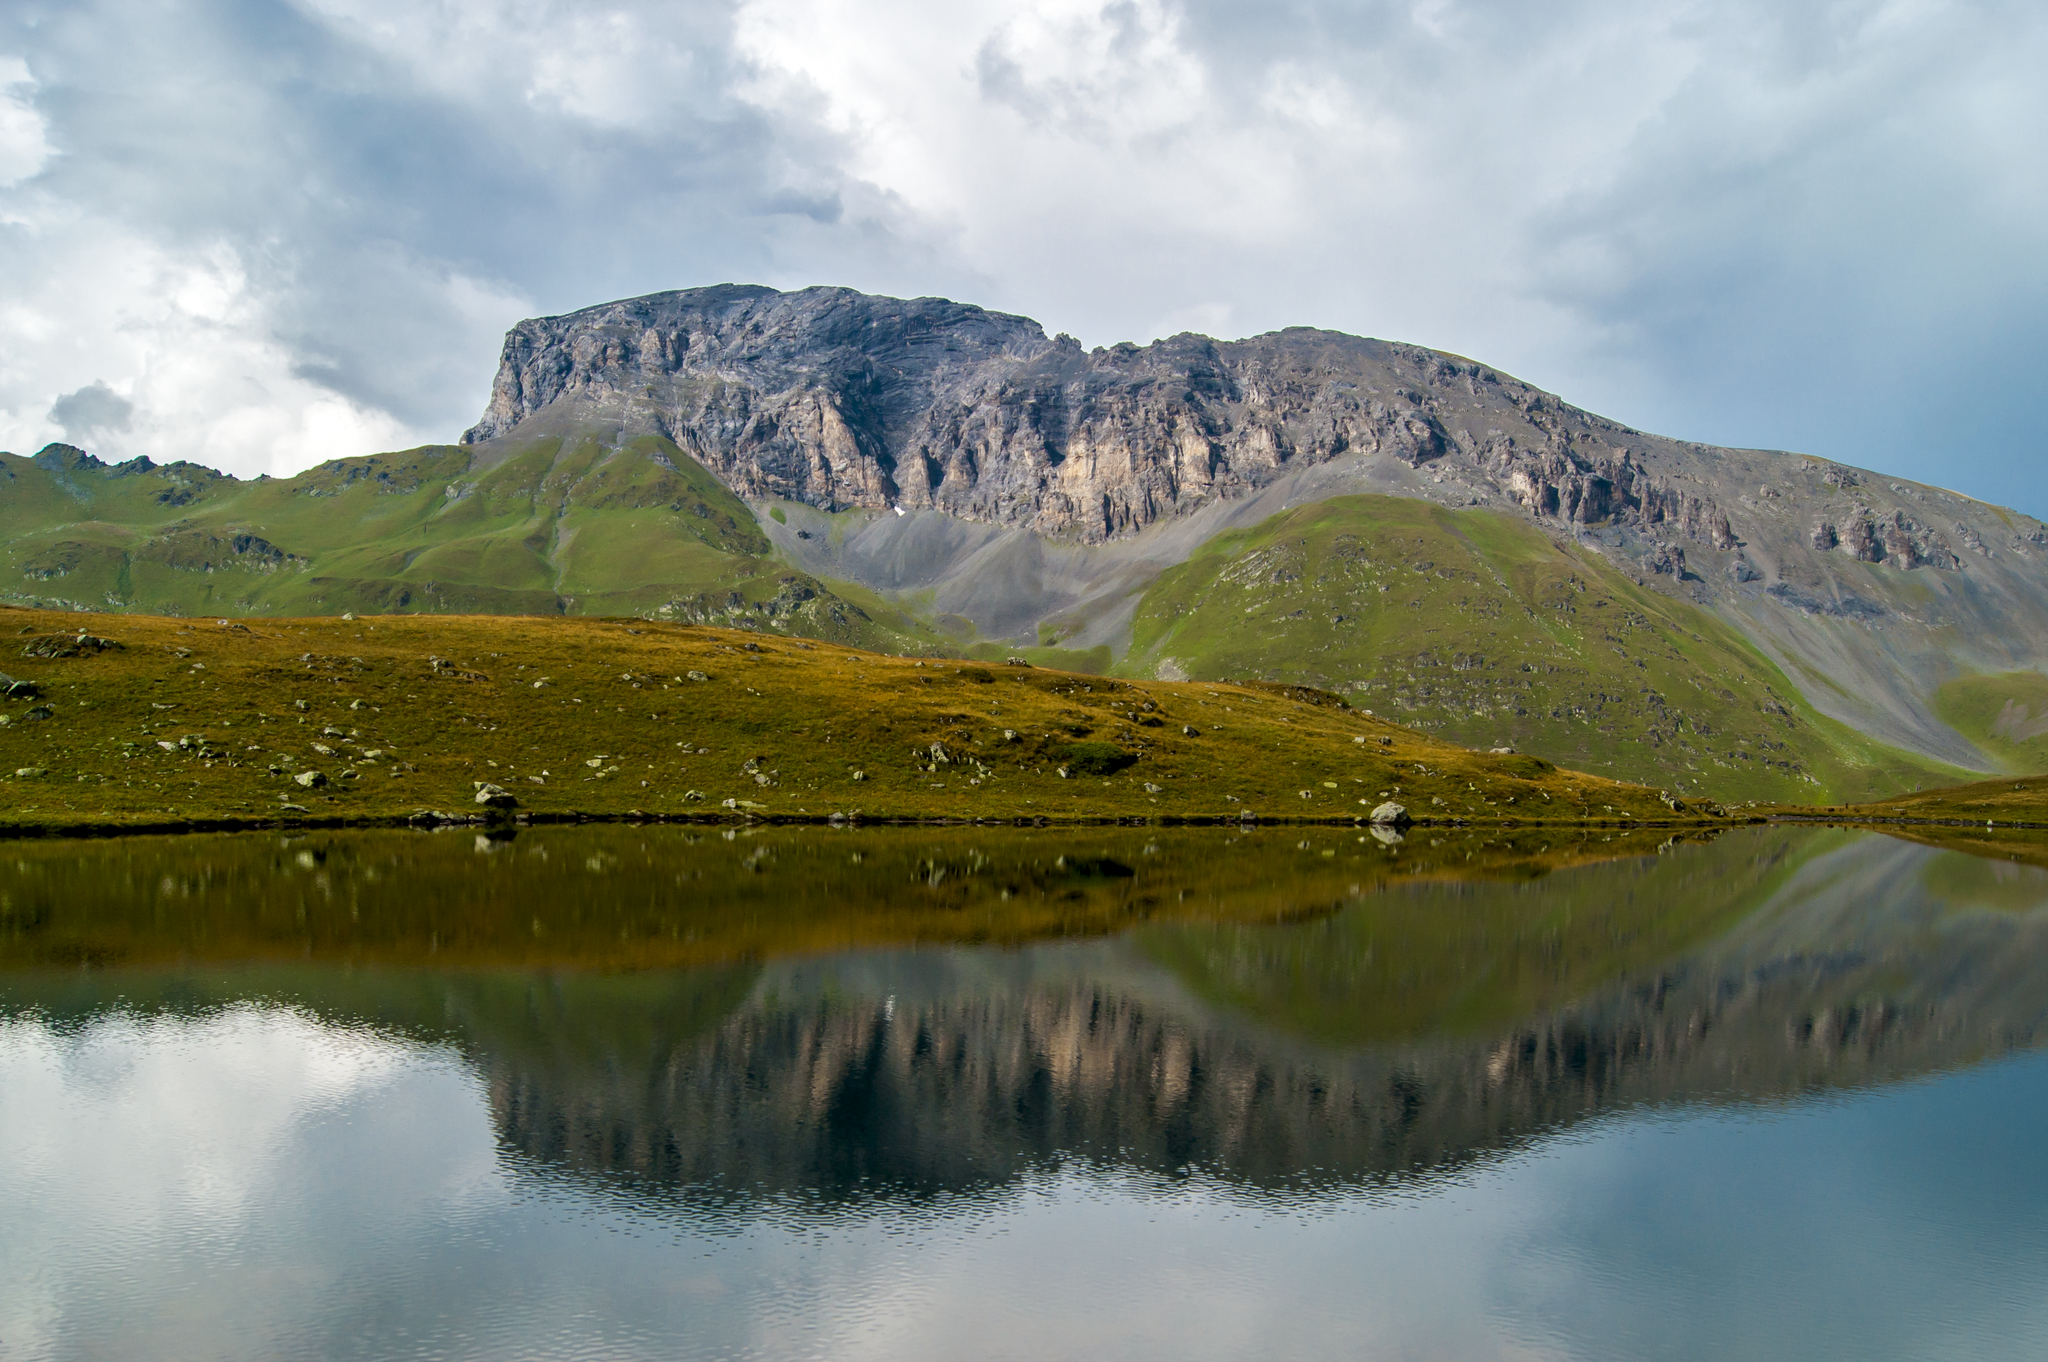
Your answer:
[138,527,304,574]
[464,286,1497,542]
[457,290,2002,607]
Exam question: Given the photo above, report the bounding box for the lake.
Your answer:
[4,822,2048,1360]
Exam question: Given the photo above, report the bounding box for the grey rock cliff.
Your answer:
[466,284,1490,541]
[466,284,2048,769]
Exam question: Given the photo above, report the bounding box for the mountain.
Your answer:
[7,283,2048,800]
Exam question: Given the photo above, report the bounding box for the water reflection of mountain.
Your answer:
[6,826,2048,1206]
[480,831,2048,1204]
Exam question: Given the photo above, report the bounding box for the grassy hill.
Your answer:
[1120,495,1969,803]
[0,438,2009,809]
[0,434,942,653]
[1785,771,2048,833]
[0,606,1724,835]
[1934,671,2048,774]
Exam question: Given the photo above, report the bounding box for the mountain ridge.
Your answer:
[7,282,2048,798]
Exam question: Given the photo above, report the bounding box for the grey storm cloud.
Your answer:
[48,380,132,443]
[0,0,2042,510]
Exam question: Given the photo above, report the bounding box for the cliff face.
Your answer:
[464,285,1552,543]
[463,285,2048,772]
[463,285,2029,579]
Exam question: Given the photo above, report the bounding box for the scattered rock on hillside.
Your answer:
[473,782,517,809]
[293,771,326,788]
[20,633,121,659]
[1369,801,1410,826]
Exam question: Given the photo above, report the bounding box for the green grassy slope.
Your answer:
[1121,495,1968,803]
[0,439,944,654]
[1786,770,2048,833]
[1934,671,2048,774]
[0,607,1721,834]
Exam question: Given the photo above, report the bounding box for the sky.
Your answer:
[0,0,2042,513]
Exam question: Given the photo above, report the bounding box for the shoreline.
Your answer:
[0,807,1749,842]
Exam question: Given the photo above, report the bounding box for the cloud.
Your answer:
[731,0,2048,511]
[0,0,2041,510]
[47,379,132,445]
[0,55,49,188]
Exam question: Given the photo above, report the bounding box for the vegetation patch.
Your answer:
[1054,742,1137,776]
[1123,494,1970,803]
[0,436,947,656]
[0,606,1729,835]
[1934,670,2048,774]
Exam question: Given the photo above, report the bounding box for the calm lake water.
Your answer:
[5,823,2048,1360]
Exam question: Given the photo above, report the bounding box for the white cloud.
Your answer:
[0,57,51,190]
[0,215,455,475]
[0,0,2042,507]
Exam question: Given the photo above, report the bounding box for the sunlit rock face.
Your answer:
[461,286,2030,576]
[460,285,1678,546]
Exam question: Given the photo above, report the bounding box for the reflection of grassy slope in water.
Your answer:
[1123,495,1967,803]
[0,961,764,1086]
[1138,824,1845,1047]
[1918,849,2048,914]
[0,825,1703,973]
[0,609,1715,831]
